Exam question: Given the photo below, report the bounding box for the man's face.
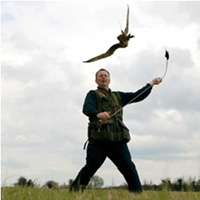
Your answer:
[95,70,110,89]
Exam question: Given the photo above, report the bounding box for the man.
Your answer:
[70,69,162,192]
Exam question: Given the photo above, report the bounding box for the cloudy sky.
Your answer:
[1,0,200,187]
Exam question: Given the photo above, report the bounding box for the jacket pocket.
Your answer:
[117,119,131,142]
[88,119,114,142]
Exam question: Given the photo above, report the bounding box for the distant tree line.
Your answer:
[13,175,104,189]
[140,177,200,192]
[14,177,35,187]
[13,176,200,192]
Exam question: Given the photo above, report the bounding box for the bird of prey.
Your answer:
[83,5,134,63]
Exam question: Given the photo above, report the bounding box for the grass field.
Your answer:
[1,187,200,200]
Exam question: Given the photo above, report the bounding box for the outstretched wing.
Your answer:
[123,5,129,35]
[83,44,120,63]
[83,5,132,63]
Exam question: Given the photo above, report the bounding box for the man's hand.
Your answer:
[150,78,162,86]
[97,112,110,121]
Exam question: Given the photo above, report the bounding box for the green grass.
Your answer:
[1,187,200,200]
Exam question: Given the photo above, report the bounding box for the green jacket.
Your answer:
[87,88,130,143]
[83,84,153,143]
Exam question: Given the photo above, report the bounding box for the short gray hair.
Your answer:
[95,69,110,79]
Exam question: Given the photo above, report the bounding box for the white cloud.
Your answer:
[2,157,30,170]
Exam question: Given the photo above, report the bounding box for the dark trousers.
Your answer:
[70,142,142,192]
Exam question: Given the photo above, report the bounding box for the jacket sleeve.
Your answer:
[119,83,153,107]
[82,90,99,118]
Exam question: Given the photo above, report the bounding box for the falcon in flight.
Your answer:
[83,5,134,63]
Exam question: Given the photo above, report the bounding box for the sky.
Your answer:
[1,0,200,187]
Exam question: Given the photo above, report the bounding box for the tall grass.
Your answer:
[1,187,200,200]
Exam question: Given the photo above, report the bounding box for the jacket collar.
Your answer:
[97,87,112,93]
